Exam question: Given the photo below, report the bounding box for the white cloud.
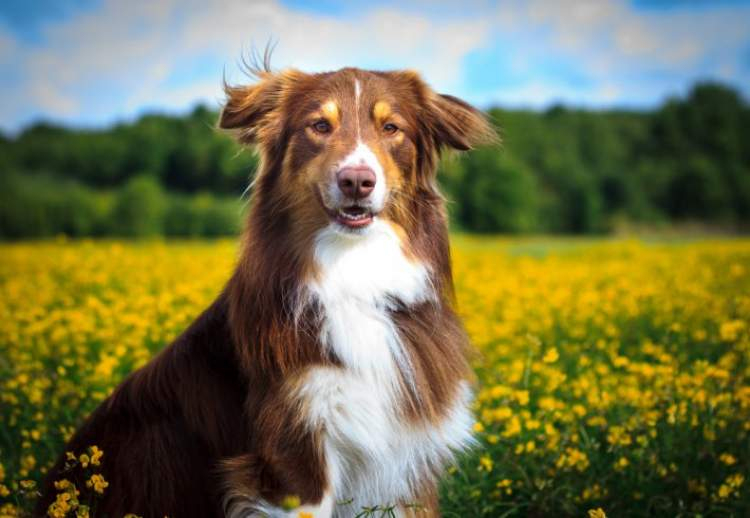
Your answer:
[488,80,624,109]
[470,0,750,109]
[504,0,750,72]
[1,0,749,131]
[28,81,79,115]
[2,0,492,131]
[179,0,490,90]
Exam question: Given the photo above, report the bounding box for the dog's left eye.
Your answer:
[383,123,399,135]
[312,120,332,134]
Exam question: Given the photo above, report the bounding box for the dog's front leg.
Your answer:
[220,450,333,517]
[220,446,334,518]
[221,383,333,517]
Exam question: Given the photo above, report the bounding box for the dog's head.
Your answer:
[220,67,494,235]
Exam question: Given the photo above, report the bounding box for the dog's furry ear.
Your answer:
[219,69,304,146]
[395,70,497,152]
[426,93,498,151]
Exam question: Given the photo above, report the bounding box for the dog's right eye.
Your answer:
[312,120,332,134]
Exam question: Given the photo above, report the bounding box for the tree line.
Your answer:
[1,82,748,238]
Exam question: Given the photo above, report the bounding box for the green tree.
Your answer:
[444,147,539,233]
[111,175,166,237]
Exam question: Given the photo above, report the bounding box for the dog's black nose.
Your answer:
[337,166,376,199]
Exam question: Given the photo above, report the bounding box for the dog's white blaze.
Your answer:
[333,141,387,211]
[325,78,385,212]
[296,222,474,514]
[354,78,361,139]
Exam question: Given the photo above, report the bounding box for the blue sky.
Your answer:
[1,0,749,133]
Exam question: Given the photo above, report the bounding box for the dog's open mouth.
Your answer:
[335,205,374,229]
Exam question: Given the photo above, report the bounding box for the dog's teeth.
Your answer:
[338,209,369,221]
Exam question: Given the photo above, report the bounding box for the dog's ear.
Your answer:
[426,92,498,151]
[219,69,304,146]
[394,70,497,152]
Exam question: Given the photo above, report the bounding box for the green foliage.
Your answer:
[443,148,539,233]
[111,175,167,237]
[0,172,242,239]
[6,105,257,193]
[0,172,110,238]
[437,82,750,233]
[646,83,750,223]
[1,81,748,237]
[164,193,243,237]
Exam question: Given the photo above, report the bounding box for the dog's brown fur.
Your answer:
[35,65,494,517]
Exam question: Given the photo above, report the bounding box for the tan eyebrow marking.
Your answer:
[321,100,340,125]
[373,101,391,121]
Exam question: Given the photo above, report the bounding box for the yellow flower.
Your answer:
[19,479,36,490]
[717,484,732,499]
[86,474,109,494]
[478,455,493,472]
[719,453,737,466]
[607,426,632,447]
[280,495,301,511]
[514,390,530,405]
[719,320,745,341]
[79,453,90,468]
[489,385,512,398]
[19,455,35,477]
[89,446,104,466]
[727,473,744,487]
[54,479,74,491]
[556,447,590,472]
[588,509,607,518]
[48,486,80,518]
[502,415,521,438]
[542,348,559,363]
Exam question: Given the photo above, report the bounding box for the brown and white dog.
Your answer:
[36,65,494,517]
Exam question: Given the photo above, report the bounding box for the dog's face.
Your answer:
[220,67,493,235]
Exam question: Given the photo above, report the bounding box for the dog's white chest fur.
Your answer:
[298,222,474,515]
[307,221,432,379]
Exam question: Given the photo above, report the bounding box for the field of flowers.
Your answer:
[0,237,748,517]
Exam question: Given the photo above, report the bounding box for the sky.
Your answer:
[1,0,749,133]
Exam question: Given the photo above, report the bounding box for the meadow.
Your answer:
[0,237,748,517]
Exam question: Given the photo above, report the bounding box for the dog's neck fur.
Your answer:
[304,221,433,380]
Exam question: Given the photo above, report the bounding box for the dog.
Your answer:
[36,64,495,517]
